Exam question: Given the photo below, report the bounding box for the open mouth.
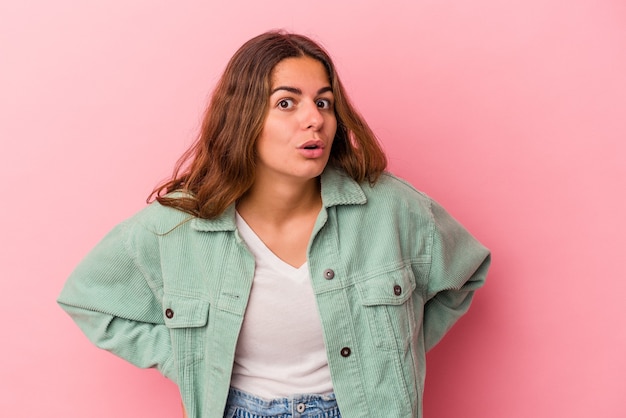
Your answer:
[300,140,324,150]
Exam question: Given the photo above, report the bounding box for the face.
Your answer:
[254,56,337,186]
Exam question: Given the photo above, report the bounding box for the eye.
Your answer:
[277,98,295,110]
[316,98,333,110]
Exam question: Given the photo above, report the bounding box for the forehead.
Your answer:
[270,56,331,88]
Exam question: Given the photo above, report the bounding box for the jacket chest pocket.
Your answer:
[163,294,210,364]
[357,266,418,351]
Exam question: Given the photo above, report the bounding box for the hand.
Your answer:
[182,401,188,418]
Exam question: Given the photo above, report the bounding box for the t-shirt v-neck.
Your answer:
[235,212,308,274]
[231,211,332,398]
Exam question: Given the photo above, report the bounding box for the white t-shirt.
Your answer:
[230,212,333,398]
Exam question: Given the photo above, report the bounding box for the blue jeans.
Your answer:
[224,387,341,418]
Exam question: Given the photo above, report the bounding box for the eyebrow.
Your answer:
[270,86,333,95]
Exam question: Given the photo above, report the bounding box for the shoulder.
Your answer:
[124,199,196,236]
[322,167,433,212]
[361,172,434,215]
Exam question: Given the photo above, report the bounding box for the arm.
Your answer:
[423,199,491,351]
[57,220,177,381]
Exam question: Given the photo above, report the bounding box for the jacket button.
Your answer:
[165,308,174,319]
[323,269,335,280]
[340,347,351,357]
[393,285,402,296]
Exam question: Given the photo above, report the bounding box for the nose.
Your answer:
[303,101,324,130]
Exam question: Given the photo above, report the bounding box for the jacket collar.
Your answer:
[190,167,367,232]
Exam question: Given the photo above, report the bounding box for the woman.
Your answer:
[58,31,490,418]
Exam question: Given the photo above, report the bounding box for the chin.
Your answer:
[295,161,328,178]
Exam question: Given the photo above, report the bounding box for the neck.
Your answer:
[237,175,322,225]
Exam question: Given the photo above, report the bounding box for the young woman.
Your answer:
[58,31,490,418]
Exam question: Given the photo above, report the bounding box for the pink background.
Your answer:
[2,1,625,417]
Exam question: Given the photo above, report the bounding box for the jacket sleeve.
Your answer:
[423,199,491,351]
[57,219,176,381]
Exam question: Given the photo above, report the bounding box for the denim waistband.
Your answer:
[225,387,341,418]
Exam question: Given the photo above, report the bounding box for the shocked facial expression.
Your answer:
[255,56,337,185]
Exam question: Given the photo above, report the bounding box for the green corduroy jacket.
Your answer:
[58,167,490,418]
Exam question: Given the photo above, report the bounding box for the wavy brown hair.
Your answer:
[149,30,387,219]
